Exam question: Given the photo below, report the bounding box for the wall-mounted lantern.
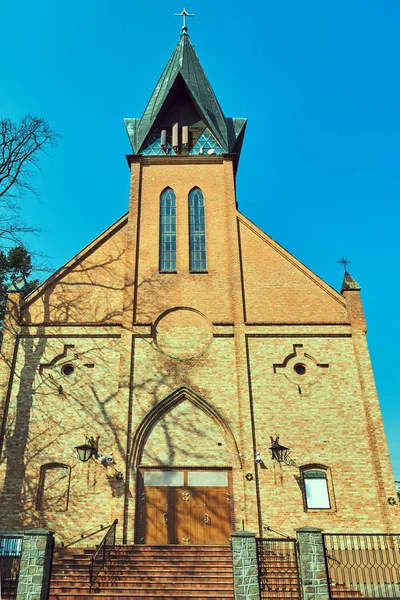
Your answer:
[75,436,98,462]
[269,435,297,466]
[74,435,124,480]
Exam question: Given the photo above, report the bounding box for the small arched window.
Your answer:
[302,467,330,509]
[36,463,71,511]
[188,188,207,272]
[159,188,177,272]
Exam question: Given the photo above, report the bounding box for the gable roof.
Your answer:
[23,213,128,307]
[237,211,347,309]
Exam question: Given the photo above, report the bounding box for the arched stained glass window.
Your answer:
[189,188,207,271]
[159,188,177,272]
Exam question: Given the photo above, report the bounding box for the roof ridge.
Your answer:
[23,213,128,306]
[237,211,346,306]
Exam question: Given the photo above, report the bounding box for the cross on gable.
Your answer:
[338,256,351,271]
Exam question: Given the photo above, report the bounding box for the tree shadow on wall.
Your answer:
[0,255,237,537]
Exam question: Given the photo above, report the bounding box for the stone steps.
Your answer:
[49,545,234,599]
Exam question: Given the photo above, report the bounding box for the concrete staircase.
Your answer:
[49,545,234,599]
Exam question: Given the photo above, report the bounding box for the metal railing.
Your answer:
[323,533,400,599]
[257,538,301,600]
[89,519,118,589]
[0,535,23,599]
[59,522,111,549]
[263,525,293,539]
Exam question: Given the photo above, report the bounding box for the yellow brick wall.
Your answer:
[131,157,242,324]
[0,333,126,545]
[0,155,398,546]
[22,218,128,325]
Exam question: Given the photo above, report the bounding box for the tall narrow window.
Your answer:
[302,468,331,509]
[36,463,71,511]
[159,188,177,272]
[189,188,207,271]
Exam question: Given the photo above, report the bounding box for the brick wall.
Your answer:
[0,155,398,545]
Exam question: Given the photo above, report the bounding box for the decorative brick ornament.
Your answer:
[273,344,329,395]
[153,307,213,360]
[39,343,95,392]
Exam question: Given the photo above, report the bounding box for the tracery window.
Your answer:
[159,188,177,272]
[188,187,207,271]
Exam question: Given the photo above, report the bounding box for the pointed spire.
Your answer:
[7,274,30,294]
[341,270,361,293]
[128,34,227,152]
[125,29,247,161]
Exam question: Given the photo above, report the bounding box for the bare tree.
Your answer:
[0,114,60,244]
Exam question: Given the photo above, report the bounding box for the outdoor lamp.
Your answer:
[75,436,98,462]
[269,435,291,464]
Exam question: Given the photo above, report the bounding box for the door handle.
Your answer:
[162,512,168,523]
[182,537,190,542]
[204,513,210,524]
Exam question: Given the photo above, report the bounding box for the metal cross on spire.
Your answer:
[338,256,351,272]
[175,8,194,32]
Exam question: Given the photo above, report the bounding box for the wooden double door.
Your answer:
[137,469,232,545]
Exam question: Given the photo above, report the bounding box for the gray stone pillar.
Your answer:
[231,531,261,600]
[295,526,329,600]
[16,528,54,600]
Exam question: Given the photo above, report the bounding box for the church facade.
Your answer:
[0,27,398,548]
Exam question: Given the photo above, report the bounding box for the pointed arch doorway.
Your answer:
[131,387,240,545]
[136,467,233,545]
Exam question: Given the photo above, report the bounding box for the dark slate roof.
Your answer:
[125,32,247,156]
[8,274,30,294]
[341,270,361,292]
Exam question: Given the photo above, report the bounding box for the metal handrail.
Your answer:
[263,525,293,539]
[89,519,118,588]
[60,523,110,548]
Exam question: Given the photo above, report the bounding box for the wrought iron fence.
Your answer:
[257,538,301,600]
[89,518,118,588]
[0,535,23,599]
[323,533,400,599]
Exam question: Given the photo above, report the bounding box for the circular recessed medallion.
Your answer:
[154,308,212,360]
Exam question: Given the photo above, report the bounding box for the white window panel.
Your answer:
[305,478,330,509]
[144,471,184,487]
[188,471,228,487]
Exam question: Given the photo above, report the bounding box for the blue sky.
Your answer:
[2,1,400,477]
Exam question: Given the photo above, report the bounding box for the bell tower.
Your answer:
[124,22,246,161]
[124,22,247,326]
